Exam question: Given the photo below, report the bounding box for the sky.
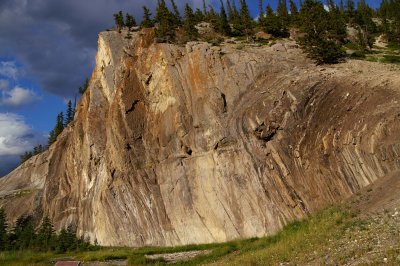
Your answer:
[0,0,381,176]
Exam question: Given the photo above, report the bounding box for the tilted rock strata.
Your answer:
[1,29,400,246]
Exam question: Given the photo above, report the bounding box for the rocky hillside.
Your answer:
[1,29,400,247]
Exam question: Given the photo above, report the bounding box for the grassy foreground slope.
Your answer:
[2,205,399,265]
[2,173,400,265]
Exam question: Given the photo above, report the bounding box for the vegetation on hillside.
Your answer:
[2,204,398,265]
[113,0,400,65]
[0,208,94,253]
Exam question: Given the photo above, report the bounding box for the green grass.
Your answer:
[386,42,400,51]
[0,207,354,266]
[381,54,400,64]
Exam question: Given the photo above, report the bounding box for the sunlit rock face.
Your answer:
[1,29,400,247]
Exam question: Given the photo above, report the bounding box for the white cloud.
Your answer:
[1,86,40,106]
[324,4,329,11]
[0,112,47,176]
[0,79,9,90]
[0,113,45,156]
[0,61,18,80]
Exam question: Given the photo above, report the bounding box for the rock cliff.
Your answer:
[1,29,400,246]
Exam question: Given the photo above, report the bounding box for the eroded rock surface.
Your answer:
[1,29,400,247]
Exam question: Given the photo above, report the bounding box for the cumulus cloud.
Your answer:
[0,1,213,98]
[1,86,41,106]
[0,61,18,80]
[0,113,47,176]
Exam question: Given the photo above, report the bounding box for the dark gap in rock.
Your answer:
[145,73,153,85]
[183,145,193,156]
[262,131,276,142]
[221,93,227,113]
[125,143,132,150]
[126,100,139,114]
[111,169,116,178]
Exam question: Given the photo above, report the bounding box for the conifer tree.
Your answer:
[226,0,234,21]
[113,11,125,32]
[299,0,345,64]
[194,8,205,23]
[36,216,55,251]
[240,0,253,38]
[259,0,264,17]
[155,0,176,42]
[125,13,137,29]
[263,4,289,37]
[12,215,35,250]
[355,0,376,48]
[79,78,89,95]
[208,6,220,30]
[231,0,243,35]
[217,0,232,36]
[183,4,199,41]
[203,0,208,16]
[289,0,299,24]
[48,112,65,146]
[141,6,155,28]
[339,0,345,13]
[346,0,356,22]
[66,100,74,125]
[0,208,8,250]
[170,0,182,26]
[327,0,336,11]
[277,0,289,30]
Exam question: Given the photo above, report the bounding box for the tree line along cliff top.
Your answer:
[112,0,400,65]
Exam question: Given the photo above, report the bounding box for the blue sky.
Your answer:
[0,0,382,176]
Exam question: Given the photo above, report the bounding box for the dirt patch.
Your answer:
[145,250,212,263]
[81,260,127,266]
[348,170,400,216]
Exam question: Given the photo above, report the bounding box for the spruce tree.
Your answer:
[355,0,376,48]
[327,0,336,11]
[263,5,284,37]
[346,0,356,23]
[66,100,74,125]
[36,216,55,251]
[12,215,35,250]
[79,78,89,95]
[155,0,176,42]
[231,0,243,35]
[48,112,65,146]
[259,0,264,17]
[240,0,253,38]
[217,0,232,36]
[203,0,208,16]
[113,11,125,32]
[226,0,234,21]
[0,208,8,250]
[170,0,182,26]
[339,0,345,13]
[125,13,137,29]
[183,3,199,41]
[208,6,220,31]
[142,6,155,28]
[277,0,289,31]
[299,0,345,64]
[289,0,299,25]
[194,8,205,23]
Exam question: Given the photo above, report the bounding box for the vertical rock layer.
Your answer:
[1,30,400,246]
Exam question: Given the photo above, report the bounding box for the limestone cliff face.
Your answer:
[1,29,400,247]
